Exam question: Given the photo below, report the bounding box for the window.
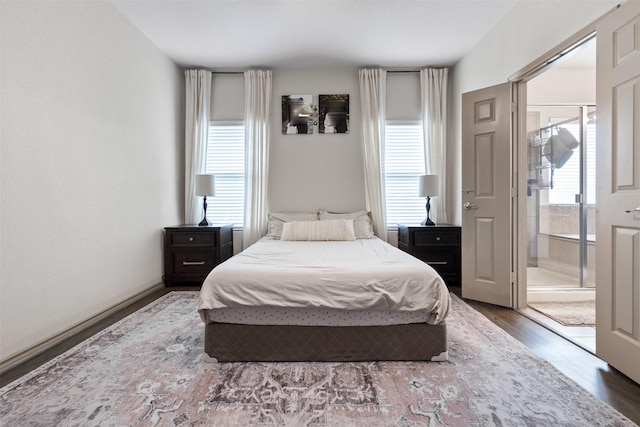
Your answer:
[384,122,427,226]
[205,122,245,226]
[548,121,596,205]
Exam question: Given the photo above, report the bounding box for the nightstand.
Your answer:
[163,224,233,286]
[397,224,461,286]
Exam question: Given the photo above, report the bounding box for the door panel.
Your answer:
[596,0,640,384]
[476,218,495,281]
[476,134,495,197]
[614,77,640,189]
[612,228,639,334]
[462,83,512,307]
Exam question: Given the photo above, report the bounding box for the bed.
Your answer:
[197,211,451,362]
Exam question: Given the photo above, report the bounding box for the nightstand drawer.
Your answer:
[412,249,458,275]
[169,232,216,246]
[396,224,461,286]
[414,231,458,246]
[173,251,216,274]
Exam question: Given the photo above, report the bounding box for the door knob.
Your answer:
[625,207,640,213]
[464,202,479,210]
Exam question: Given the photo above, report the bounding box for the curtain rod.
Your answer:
[213,69,417,74]
[386,67,448,73]
[193,68,442,74]
[208,70,245,75]
[184,67,246,74]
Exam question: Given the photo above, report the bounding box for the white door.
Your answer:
[462,83,513,307]
[595,0,640,385]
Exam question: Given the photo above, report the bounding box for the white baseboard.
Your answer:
[0,282,165,375]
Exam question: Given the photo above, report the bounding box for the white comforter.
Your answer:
[198,237,451,324]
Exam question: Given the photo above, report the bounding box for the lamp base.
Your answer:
[421,218,435,226]
[198,218,212,226]
[198,195,211,226]
[421,196,435,226]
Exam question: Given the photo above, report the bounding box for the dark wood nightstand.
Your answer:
[397,224,461,286]
[163,224,233,286]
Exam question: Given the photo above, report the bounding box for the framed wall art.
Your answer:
[282,94,315,134]
[319,94,349,134]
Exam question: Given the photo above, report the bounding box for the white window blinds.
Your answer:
[384,122,427,226]
[205,122,245,226]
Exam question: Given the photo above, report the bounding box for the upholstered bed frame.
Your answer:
[199,210,451,363]
[204,322,448,362]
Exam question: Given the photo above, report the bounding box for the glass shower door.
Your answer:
[526,105,595,288]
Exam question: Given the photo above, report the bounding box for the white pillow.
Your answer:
[267,212,319,239]
[281,219,356,241]
[318,210,375,239]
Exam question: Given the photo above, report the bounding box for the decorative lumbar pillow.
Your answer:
[267,212,319,239]
[318,210,375,239]
[281,219,356,241]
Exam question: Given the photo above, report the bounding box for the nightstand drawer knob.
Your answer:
[182,261,206,266]
[189,237,194,242]
[435,236,441,241]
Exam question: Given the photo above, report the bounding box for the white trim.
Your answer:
[509,19,604,310]
[508,29,597,83]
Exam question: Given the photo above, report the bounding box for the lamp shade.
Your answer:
[195,174,215,197]
[418,175,440,197]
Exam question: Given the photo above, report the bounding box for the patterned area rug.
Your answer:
[528,300,596,326]
[0,292,633,426]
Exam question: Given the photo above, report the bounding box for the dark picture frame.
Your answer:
[282,94,315,134]
[319,94,349,134]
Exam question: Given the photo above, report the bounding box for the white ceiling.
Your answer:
[111,0,520,70]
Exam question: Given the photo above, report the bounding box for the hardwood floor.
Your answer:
[2,286,639,424]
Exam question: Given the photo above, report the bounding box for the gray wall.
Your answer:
[0,1,183,364]
[211,69,424,251]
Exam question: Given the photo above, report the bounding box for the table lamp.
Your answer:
[418,175,439,226]
[195,174,215,226]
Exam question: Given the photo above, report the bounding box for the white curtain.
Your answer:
[184,69,212,224]
[243,70,272,248]
[421,68,449,224]
[359,69,388,241]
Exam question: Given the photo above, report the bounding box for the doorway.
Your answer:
[506,0,640,382]
[522,38,596,352]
